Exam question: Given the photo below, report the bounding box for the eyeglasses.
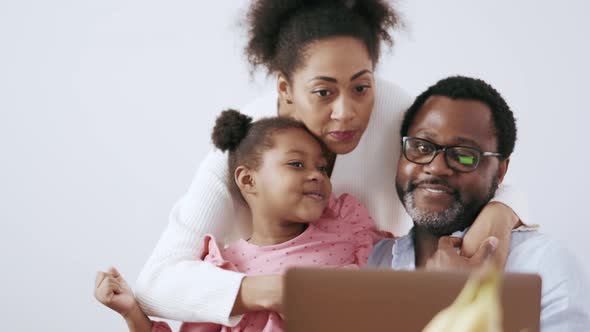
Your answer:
[402,136,503,173]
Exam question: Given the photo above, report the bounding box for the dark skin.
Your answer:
[396,96,511,269]
[232,128,332,316]
[237,128,332,246]
[233,37,520,316]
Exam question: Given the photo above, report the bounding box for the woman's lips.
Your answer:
[329,130,358,142]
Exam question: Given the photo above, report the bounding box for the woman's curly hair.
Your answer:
[244,0,402,79]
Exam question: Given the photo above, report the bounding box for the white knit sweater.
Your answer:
[135,77,528,325]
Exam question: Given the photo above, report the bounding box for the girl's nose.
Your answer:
[308,169,325,182]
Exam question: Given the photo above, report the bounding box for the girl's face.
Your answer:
[278,36,375,155]
[253,128,332,224]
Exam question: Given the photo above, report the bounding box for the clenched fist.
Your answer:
[94,267,139,318]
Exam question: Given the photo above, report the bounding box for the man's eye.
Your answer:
[416,144,433,154]
[288,162,304,168]
[451,150,478,165]
[313,89,331,97]
[457,155,475,165]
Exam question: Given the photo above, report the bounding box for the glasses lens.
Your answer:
[405,138,436,164]
[447,147,480,171]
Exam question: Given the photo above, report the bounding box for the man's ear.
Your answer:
[235,165,256,194]
[496,158,510,184]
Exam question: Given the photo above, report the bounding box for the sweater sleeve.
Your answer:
[134,148,246,325]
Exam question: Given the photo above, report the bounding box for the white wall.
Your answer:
[1,1,588,331]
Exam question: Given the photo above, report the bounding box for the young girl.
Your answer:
[95,109,392,331]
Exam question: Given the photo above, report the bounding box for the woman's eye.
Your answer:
[288,162,304,168]
[354,85,370,94]
[313,89,331,97]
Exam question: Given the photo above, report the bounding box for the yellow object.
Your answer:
[422,267,503,332]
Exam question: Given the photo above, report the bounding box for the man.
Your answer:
[368,76,590,331]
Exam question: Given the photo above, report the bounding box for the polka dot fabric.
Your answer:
[150,194,393,332]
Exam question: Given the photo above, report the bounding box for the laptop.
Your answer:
[285,268,541,332]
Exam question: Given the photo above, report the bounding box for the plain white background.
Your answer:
[1,0,588,331]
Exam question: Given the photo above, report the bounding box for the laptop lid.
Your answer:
[285,268,541,332]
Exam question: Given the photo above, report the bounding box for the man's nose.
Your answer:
[423,151,454,177]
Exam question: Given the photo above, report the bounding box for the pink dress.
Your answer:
[151,194,393,332]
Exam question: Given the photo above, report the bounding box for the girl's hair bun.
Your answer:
[211,109,253,152]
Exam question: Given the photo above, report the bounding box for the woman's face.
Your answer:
[278,36,375,154]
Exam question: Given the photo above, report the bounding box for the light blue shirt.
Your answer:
[368,229,590,331]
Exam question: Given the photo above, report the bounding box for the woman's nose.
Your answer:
[331,96,355,122]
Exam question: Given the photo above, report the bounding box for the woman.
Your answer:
[135,0,526,326]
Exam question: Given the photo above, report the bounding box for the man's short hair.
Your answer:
[400,76,517,158]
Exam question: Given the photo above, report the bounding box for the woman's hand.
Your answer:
[462,202,521,268]
[231,275,284,317]
[425,236,498,271]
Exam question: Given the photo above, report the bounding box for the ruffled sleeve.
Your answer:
[331,194,394,266]
[151,319,225,332]
[151,321,173,332]
[200,234,239,272]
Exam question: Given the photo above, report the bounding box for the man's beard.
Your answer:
[399,177,499,236]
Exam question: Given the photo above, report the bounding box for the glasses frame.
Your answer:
[401,136,504,173]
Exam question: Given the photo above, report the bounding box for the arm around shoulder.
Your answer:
[134,149,247,325]
[490,183,534,227]
[462,182,531,266]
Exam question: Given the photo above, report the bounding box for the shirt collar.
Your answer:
[390,227,469,270]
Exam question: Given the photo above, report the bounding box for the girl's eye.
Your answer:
[313,89,332,97]
[318,165,328,173]
[288,161,304,168]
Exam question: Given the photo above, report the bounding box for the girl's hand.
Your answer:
[95,267,154,332]
[462,202,520,268]
[231,275,284,317]
[94,267,139,318]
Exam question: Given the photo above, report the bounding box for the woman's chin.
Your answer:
[325,139,360,155]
